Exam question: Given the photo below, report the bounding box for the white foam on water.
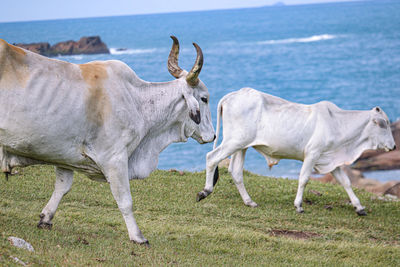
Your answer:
[257,34,338,45]
[56,54,84,60]
[110,47,157,55]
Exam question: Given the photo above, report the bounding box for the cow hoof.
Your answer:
[356,209,367,216]
[37,221,53,230]
[132,240,150,247]
[196,191,207,202]
[296,208,304,213]
[245,201,258,208]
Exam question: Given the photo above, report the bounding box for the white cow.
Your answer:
[197,88,395,215]
[0,36,215,244]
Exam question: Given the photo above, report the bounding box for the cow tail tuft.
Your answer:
[212,100,223,186]
[213,166,219,186]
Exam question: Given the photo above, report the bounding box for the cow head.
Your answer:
[367,106,396,151]
[167,36,215,144]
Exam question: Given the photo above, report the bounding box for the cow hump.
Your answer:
[79,62,111,127]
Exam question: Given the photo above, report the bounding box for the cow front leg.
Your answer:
[331,167,366,215]
[197,143,241,201]
[229,149,257,207]
[38,167,73,229]
[294,157,315,213]
[104,159,148,245]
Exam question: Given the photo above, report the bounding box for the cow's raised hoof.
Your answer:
[356,209,367,216]
[196,191,206,202]
[245,201,258,208]
[196,190,210,202]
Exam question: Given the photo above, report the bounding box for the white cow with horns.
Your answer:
[197,88,395,215]
[0,36,215,244]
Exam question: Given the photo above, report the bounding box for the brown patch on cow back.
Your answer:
[8,42,27,56]
[0,39,7,47]
[0,39,30,90]
[79,62,111,126]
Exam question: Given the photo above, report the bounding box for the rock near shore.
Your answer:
[311,165,400,198]
[15,36,109,57]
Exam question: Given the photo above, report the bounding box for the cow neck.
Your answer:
[334,110,372,150]
[134,79,184,133]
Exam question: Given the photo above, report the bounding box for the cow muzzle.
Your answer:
[384,144,396,152]
[191,131,215,144]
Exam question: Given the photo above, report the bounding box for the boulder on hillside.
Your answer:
[14,36,109,57]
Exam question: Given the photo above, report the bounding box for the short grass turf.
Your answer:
[0,166,399,266]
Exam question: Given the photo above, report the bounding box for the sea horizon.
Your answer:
[0,0,367,24]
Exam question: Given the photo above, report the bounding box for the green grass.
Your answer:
[0,166,399,266]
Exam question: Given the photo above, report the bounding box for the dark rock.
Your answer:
[14,42,51,55]
[14,36,109,57]
[51,36,109,56]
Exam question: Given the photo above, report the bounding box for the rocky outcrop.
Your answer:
[13,42,51,55]
[14,36,109,57]
[353,151,400,171]
[312,165,400,198]
[352,120,400,171]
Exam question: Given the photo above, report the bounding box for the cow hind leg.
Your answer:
[38,167,73,229]
[331,167,366,215]
[229,149,257,207]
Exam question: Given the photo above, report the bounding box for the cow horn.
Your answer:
[167,35,183,78]
[186,43,203,87]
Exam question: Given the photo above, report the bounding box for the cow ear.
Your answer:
[183,91,201,124]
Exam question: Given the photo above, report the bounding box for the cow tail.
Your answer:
[212,100,223,186]
[213,100,223,149]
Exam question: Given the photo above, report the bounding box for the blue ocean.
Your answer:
[1,0,399,181]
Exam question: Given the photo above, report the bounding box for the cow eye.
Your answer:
[201,97,208,104]
[373,119,387,129]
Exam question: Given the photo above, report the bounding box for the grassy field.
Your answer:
[0,166,399,266]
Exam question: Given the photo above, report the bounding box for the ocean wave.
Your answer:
[56,55,84,60]
[110,47,157,55]
[257,34,337,45]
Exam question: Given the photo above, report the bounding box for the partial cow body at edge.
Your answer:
[197,87,395,215]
